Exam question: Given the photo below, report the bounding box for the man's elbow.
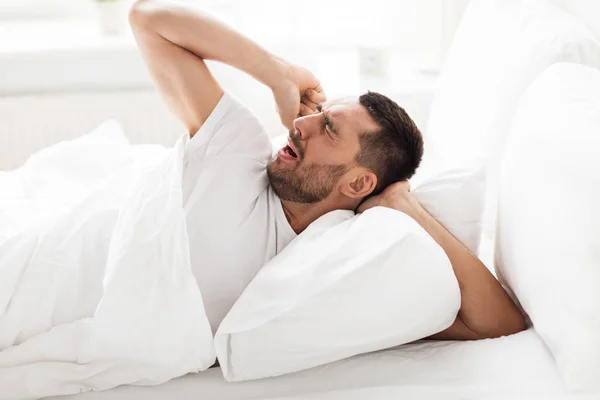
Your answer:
[128,0,162,29]
[504,313,528,336]
[479,314,527,340]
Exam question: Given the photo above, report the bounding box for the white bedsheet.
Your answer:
[52,329,594,400]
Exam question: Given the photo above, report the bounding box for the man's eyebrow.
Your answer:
[323,112,339,134]
[317,103,339,135]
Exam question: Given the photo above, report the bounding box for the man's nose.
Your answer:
[293,114,320,140]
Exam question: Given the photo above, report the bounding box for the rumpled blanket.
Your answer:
[0,120,215,399]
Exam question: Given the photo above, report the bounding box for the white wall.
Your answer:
[0,0,473,170]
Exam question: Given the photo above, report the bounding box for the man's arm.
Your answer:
[128,0,325,137]
[410,199,526,340]
[358,182,526,340]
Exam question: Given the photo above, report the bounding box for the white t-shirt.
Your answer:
[181,91,297,334]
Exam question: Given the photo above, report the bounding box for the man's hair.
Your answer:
[355,91,424,197]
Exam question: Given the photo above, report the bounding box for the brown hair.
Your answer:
[355,91,424,196]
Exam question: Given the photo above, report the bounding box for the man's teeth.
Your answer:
[286,145,297,158]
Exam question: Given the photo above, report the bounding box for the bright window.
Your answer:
[0,0,467,69]
[0,0,93,19]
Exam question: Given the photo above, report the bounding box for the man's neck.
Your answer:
[280,198,354,234]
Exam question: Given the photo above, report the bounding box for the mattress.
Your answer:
[50,329,595,400]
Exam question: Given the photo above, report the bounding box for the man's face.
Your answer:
[267,97,379,203]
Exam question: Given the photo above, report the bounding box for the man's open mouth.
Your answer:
[284,145,298,158]
[278,144,298,161]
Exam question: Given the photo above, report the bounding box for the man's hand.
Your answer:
[272,64,327,129]
[356,181,415,216]
[130,1,326,135]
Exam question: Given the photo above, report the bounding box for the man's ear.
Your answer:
[340,169,377,199]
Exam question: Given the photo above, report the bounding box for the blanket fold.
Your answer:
[0,121,215,399]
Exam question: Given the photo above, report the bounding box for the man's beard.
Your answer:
[267,161,349,203]
[267,130,349,203]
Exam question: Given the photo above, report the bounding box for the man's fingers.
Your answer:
[299,103,316,117]
[356,197,376,214]
[306,88,326,104]
[274,103,294,129]
[356,202,371,214]
[301,96,318,111]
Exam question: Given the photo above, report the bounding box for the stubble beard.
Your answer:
[267,159,348,204]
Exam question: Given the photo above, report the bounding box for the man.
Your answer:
[129,0,525,340]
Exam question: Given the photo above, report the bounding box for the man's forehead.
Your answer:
[322,96,358,108]
[322,96,378,133]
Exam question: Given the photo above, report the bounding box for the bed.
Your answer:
[56,2,600,399]
[5,1,600,399]
[52,329,593,400]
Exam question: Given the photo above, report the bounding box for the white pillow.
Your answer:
[423,0,600,253]
[412,165,486,254]
[495,63,600,391]
[215,207,460,381]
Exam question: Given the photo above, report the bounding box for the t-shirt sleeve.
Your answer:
[181,91,275,210]
[183,91,273,164]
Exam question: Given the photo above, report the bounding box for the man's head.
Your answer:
[267,91,423,209]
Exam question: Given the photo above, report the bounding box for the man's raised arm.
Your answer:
[129,0,325,137]
[357,182,526,340]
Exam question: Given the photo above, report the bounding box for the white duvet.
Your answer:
[0,120,463,399]
[0,121,215,399]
